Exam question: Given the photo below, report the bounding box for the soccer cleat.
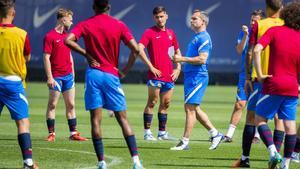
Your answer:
[170,140,189,151]
[231,158,250,168]
[157,132,177,141]
[144,133,157,141]
[222,136,233,143]
[280,164,289,169]
[209,132,224,150]
[291,152,300,163]
[69,132,88,141]
[133,161,145,169]
[46,132,55,142]
[268,152,282,169]
[252,136,260,144]
[23,163,39,169]
[97,161,107,169]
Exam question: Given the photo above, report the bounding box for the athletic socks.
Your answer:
[46,118,55,133]
[92,138,104,161]
[125,135,138,157]
[18,133,33,164]
[226,124,236,138]
[68,118,77,135]
[158,113,167,132]
[143,113,153,130]
[273,129,285,152]
[242,125,255,156]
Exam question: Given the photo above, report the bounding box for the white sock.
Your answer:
[208,128,218,137]
[241,155,249,161]
[144,129,151,135]
[226,124,236,138]
[268,144,277,157]
[281,158,290,168]
[254,127,260,138]
[181,137,189,145]
[132,155,140,164]
[24,159,33,166]
[70,131,77,136]
[158,130,166,135]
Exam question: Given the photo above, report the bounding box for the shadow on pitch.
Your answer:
[179,156,266,162]
[155,163,264,169]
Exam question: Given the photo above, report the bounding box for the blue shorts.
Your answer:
[184,73,208,105]
[84,68,126,111]
[256,94,298,120]
[247,82,262,111]
[147,79,174,93]
[50,73,74,93]
[236,75,247,101]
[0,78,29,120]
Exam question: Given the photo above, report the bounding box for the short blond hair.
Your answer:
[56,8,73,20]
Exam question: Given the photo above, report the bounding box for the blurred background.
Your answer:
[14,0,291,84]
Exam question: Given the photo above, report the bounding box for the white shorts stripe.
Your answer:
[185,83,203,104]
[54,81,62,92]
[248,89,258,102]
[256,94,270,106]
[19,93,28,105]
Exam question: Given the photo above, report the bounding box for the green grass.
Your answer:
[0,83,299,169]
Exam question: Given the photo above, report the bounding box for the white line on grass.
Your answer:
[0,145,122,169]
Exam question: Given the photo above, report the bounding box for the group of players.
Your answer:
[1,0,300,169]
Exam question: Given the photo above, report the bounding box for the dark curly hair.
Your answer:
[280,1,300,30]
[0,0,15,18]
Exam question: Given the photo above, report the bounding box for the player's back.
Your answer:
[0,24,28,81]
[72,14,133,77]
[261,26,300,96]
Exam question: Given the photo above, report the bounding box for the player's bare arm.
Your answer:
[244,44,254,94]
[236,25,249,55]
[171,49,182,81]
[120,39,140,78]
[64,33,100,67]
[253,44,272,82]
[43,53,55,88]
[173,52,208,65]
[137,43,161,77]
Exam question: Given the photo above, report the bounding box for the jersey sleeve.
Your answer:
[71,22,84,41]
[139,29,150,47]
[23,34,31,56]
[249,21,258,45]
[257,27,274,48]
[120,21,134,45]
[43,34,52,54]
[172,31,179,50]
[197,37,210,55]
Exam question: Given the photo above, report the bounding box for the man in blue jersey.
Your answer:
[223,10,264,143]
[170,10,223,151]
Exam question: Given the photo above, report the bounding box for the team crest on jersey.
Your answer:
[169,35,173,40]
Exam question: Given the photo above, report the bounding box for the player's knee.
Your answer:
[66,102,75,111]
[161,100,171,109]
[48,102,57,111]
[148,99,158,108]
[235,101,246,110]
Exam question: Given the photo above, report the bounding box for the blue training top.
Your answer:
[183,30,212,75]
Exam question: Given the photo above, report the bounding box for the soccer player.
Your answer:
[170,10,223,151]
[223,10,264,143]
[64,0,144,169]
[232,0,285,167]
[0,0,38,168]
[43,8,87,142]
[253,2,300,168]
[138,6,181,141]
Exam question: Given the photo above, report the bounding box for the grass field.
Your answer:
[0,83,299,169]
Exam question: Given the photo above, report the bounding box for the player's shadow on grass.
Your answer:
[155,163,231,168]
[0,167,19,169]
[0,138,17,141]
[179,156,266,162]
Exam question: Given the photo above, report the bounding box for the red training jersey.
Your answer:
[43,29,72,78]
[258,26,300,97]
[139,26,179,82]
[71,13,134,77]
